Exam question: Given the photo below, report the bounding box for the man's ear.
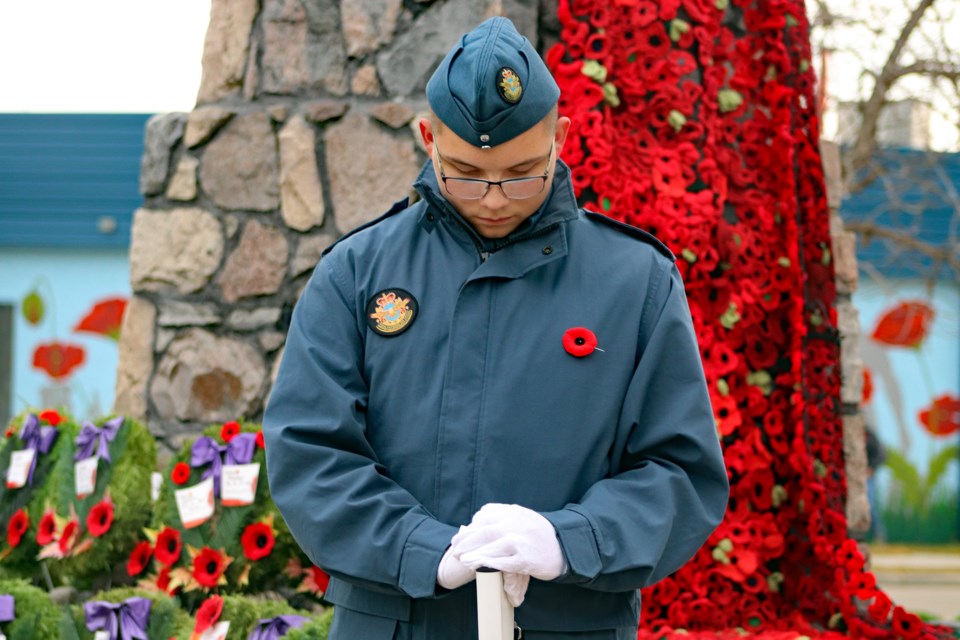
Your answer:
[554,116,572,157]
[418,118,435,159]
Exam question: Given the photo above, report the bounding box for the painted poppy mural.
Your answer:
[73,298,127,341]
[858,289,960,546]
[10,281,128,416]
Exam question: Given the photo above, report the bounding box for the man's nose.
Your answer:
[480,183,511,210]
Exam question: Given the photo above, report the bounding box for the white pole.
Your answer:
[476,569,514,640]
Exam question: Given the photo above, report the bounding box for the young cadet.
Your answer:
[264,16,729,640]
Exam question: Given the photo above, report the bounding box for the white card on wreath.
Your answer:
[75,456,98,499]
[199,621,230,640]
[5,448,36,489]
[220,463,260,507]
[151,471,163,502]
[94,631,110,640]
[174,476,215,529]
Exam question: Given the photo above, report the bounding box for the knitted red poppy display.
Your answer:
[563,327,598,357]
[549,0,951,637]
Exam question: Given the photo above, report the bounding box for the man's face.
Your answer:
[419,113,571,239]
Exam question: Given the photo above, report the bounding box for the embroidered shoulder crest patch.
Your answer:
[366,288,418,336]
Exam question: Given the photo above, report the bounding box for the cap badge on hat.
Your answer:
[497,67,522,104]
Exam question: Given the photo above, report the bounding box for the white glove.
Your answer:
[450,503,568,582]
[502,572,531,608]
[437,539,476,590]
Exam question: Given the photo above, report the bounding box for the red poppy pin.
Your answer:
[563,327,599,358]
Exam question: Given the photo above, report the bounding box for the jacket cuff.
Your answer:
[398,516,460,598]
[542,507,603,584]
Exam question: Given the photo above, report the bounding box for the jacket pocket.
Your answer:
[328,605,400,639]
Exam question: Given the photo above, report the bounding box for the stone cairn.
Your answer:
[821,141,870,535]
[114,0,555,453]
[114,0,868,533]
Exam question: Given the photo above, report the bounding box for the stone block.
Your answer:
[196,0,259,104]
[820,140,843,209]
[166,156,199,202]
[200,112,280,212]
[304,100,350,124]
[113,296,156,421]
[150,329,266,423]
[218,221,289,302]
[341,0,402,58]
[279,116,325,232]
[129,208,223,294]
[843,413,870,534]
[371,101,415,129]
[352,64,382,96]
[157,301,221,327]
[228,307,282,331]
[325,112,420,234]
[184,106,235,149]
[140,113,186,196]
[291,233,336,277]
[832,226,859,296]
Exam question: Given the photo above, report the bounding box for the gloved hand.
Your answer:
[450,503,568,582]
[502,572,530,608]
[437,534,476,590]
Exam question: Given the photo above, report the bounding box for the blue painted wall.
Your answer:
[0,248,130,421]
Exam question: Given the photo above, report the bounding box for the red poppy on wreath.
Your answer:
[255,430,265,449]
[192,546,231,589]
[59,517,79,554]
[7,509,29,548]
[36,508,58,546]
[308,565,330,593]
[171,462,191,486]
[220,420,241,442]
[194,594,224,635]
[39,409,62,426]
[155,566,175,594]
[562,327,598,357]
[3,426,13,438]
[86,495,114,537]
[241,521,276,561]
[155,526,182,567]
[127,541,153,576]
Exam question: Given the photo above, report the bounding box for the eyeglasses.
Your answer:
[434,140,554,200]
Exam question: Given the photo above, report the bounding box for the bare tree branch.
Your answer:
[844,221,960,275]
[843,0,938,184]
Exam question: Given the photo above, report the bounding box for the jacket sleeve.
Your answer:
[542,260,729,592]
[263,254,458,599]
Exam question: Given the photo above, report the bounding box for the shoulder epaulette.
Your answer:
[583,210,675,261]
[321,197,412,257]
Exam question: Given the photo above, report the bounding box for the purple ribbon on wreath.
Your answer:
[190,433,256,497]
[83,597,151,640]
[17,413,59,486]
[247,615,309,640]
[73,416,124,463]
[0,594,14,622]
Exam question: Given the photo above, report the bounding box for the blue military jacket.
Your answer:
[264,159,729,637]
